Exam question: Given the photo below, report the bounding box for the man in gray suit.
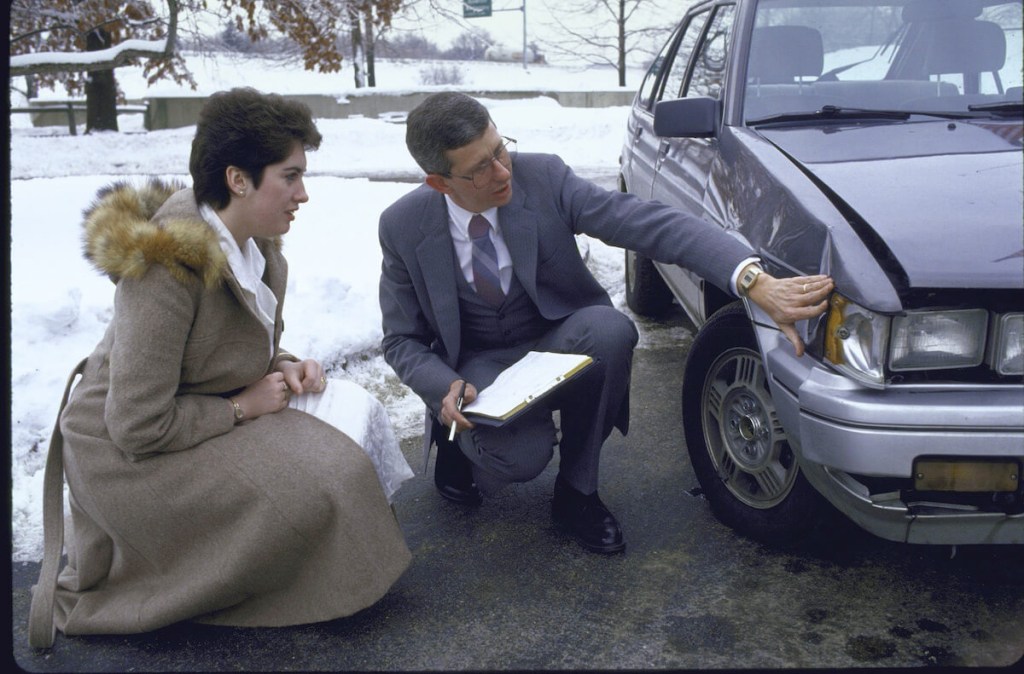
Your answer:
[378,92,832,553]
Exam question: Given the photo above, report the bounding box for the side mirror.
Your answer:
[653,96,720,138]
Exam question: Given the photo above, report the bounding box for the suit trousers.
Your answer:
[455,305,639,496]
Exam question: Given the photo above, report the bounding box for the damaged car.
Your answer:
[620,0,1024,544]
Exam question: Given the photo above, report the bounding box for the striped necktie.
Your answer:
[468,214,505,307]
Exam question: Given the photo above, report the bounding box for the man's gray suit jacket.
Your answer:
[378,152,753,422]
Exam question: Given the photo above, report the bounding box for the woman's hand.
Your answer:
[232,371,293,420]
[276,358,327,395]
[230,360,328,423]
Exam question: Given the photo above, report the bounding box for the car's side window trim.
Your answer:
[652,9,712,107]
[635,23,682,112]
[651,3,738,108]
[683,4,737,102]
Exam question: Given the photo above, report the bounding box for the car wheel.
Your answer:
[624,248,673,316]
[682,303,823,545]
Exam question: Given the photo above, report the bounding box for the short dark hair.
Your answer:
[190,88,322,209]
[405,92,493,175]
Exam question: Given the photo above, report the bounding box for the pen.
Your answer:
[448,379,467,441]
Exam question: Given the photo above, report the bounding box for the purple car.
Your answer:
[620,0,1023,545]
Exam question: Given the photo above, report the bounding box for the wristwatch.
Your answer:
[229,397,244,422]
[738,265,764,296]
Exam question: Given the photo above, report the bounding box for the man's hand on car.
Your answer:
[745,268,833,357]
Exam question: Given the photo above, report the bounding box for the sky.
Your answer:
[8,53,662,563]
[359,0,673,64]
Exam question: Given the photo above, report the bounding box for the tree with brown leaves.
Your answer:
[9,0,406,133]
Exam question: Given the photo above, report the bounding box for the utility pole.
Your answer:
[521,0,527,70]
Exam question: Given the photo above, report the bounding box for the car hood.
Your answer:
[759,120,1024,289]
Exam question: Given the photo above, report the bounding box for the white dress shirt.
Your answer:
[444,196,513,294]
[200,203,277,353]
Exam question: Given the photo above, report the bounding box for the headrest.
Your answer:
[924,19,1006,74]
[748,26,824,84]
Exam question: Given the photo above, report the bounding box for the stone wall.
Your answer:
[142,90,635,130]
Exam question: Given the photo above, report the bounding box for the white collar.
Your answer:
[199,203,267,286]
[444,195,499,238]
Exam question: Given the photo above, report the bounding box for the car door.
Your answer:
[622,7,712,200]
[650,3,737,323]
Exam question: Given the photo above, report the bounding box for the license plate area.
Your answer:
[913,458,1020,492]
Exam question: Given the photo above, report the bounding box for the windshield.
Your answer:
[744,0,1024,123]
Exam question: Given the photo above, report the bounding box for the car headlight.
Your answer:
[823,293,888,387]
[990,313,1024,376]
[890,309,987,372]
[824,297,1018,384]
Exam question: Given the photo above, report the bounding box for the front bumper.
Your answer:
[758,329,1024,544]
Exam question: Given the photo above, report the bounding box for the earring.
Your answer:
[238,189,246,197]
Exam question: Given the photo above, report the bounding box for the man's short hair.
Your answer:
[190,87,322,209]
[406,92,493,176]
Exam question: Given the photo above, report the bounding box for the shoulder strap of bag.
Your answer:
[28,358,87,649]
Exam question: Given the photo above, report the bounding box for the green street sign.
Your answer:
[464,0,492,18]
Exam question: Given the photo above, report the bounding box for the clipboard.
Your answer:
[462,351,594,427]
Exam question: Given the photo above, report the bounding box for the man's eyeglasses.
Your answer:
[446,137,517,189]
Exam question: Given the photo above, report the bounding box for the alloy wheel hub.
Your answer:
[722,389,771,471]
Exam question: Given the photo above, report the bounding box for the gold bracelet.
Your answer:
[229,397,244,423]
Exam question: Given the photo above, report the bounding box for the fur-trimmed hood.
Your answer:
[82,179,227,288]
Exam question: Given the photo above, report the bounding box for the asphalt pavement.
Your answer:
[10,310,1024,672]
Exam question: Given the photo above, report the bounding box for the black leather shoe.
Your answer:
[552,475,625,554]
[434,424,482,506]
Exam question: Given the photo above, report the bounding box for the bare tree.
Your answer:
[348,3,366,87]
[357,1,405,87]
[363,7,377,86]
[446,29,492,60]
[540,0,673,87]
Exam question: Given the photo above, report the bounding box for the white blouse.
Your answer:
[200,203,278,354]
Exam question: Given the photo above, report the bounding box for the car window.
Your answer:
[685,4,736,100]
[744,0,1024,122]
[658,9,711,103]
[636,23,681,111]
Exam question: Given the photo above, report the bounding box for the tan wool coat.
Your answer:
[29,180,410,646]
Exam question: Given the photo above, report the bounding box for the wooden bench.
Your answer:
[10,102,147,135]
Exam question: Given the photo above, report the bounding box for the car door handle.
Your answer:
[656,142,670,166]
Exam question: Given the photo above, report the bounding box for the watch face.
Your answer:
[741,268,760,294]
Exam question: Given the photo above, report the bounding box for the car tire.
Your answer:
[682,303,824,545]
[624,248,673,316]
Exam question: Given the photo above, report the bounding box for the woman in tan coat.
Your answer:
[28,88,411,648]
